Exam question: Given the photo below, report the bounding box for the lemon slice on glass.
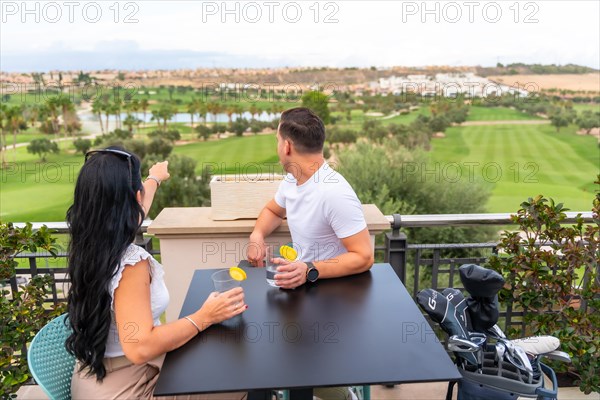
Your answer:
[229,267,247,281]
[279,244,298,261]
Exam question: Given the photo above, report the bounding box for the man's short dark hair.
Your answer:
[278,107,325,154]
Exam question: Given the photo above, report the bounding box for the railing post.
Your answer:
[135,229,153,252]
[385,214,407,283]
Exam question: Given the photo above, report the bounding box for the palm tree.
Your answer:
[198,101,208,124]
[45,97,61,139]
[6,105,26,162]
[103,101,111,133]
[206,102,221,137]
[37,103,50,134]
[270,103,280,118]
[151,110,161,130]
[135,117,142,133]
[91,98,105,135]
[113,97,123,130]
[187,100,199,129]
[140,98,149,127]
[24,104,40,130]
[225,105,234,126]
[129,99,140,115]
[63,110,82,136]
[249,104,259,120]
[206,102,216,123]
[233,104,244,122]
[125,99,140,133]
[123,114,139,134]
[0,104,7,167]
[157,103,176,131]
[57,97,74,142]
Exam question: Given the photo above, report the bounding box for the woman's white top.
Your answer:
[104,244,170,357]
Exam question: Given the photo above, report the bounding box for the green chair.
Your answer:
[27,313,75,400]
[352,385,370,400]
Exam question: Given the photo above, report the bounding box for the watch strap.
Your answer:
[306,262,319,282]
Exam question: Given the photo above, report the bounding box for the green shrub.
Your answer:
[148,129,181,143]
[141,155,210,219]
[73,138,92,155]
[0,223,66,397]
[486,178,600,394]
[196,124,211,141]
[26,139,59,162]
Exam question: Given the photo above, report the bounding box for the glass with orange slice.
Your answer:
[265,243,299,287]
[211,267,247,292]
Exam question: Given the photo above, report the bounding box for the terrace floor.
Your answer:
[16,382,600,399]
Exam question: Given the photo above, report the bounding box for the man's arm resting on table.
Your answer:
[274,227,374,289]
[248,199,286,266]
[314,227,374,278]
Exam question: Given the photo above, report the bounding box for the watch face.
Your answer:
[307,268,319,282]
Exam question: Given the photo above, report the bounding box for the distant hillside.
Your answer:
[3,64,597,91]
[137,66,475,88]
[477,63,598,77]
[2,66,475,88]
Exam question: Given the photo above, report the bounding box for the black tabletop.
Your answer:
[154,263,461,396]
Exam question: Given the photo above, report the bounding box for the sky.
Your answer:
[1,0,599,72]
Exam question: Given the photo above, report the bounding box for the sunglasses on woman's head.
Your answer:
[84,149,133,185]
[85,148,132,162]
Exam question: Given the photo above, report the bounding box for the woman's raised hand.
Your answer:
[149,161,170,182]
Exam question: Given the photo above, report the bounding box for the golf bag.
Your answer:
[416,264,570,400]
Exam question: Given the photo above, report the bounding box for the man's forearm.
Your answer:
[314,251,374,279]
[251,206,283,239]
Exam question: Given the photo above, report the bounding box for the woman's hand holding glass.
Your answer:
[197,287,246,326]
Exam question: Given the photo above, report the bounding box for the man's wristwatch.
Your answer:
[306,262,319,283]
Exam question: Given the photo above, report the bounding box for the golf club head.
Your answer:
[447,335,480,353]
[500,339,534,381]
[495,341,506,366]
[486,324,507,339]
[466,332,486,374]
[545,350,572,363]
[447,335,479,368]
[513,344,534,374]
[501,338,515,356]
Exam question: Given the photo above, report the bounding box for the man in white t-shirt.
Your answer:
[247,107,374,289]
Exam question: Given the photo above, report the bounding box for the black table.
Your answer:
[154,263,461,397]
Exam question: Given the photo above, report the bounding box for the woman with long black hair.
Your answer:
[66,147,247,399]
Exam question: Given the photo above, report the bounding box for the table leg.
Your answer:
[289,388,313,400]
[248,390,272,400]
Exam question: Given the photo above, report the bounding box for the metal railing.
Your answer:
[383,211,594,227]
[6,211,596,335]
[377,211,595,336]
[4,221,156,305]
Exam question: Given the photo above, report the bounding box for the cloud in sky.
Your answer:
[1,1,599,71]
